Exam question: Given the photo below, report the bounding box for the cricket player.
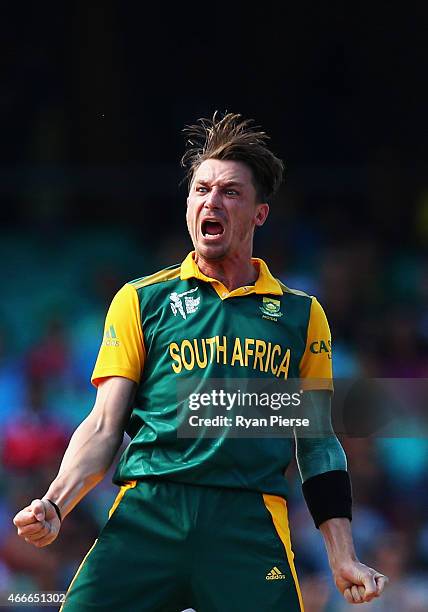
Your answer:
[13,112,388,610]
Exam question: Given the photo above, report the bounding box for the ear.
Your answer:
[255,203,269,227]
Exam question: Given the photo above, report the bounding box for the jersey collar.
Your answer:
[180,251,283,297]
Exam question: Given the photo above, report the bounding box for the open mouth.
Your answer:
[201,220,225,238]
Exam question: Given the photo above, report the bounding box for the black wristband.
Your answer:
[302,470,352,529]
[45,499,62,522]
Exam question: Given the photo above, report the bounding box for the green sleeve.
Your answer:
[294,390,347,482]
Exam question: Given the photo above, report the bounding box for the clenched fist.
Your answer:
[13,499,61,548]
[332,559,388,604]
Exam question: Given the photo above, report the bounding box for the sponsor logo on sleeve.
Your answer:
[309,339,332,359]
[103,325,120,347]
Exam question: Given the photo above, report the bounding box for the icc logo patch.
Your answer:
[170,287,200,320]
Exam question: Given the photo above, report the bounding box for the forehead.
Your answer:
[193,159,254,186]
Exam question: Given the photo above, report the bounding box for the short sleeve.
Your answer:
[91,284,145,387]
[299,297,333,391]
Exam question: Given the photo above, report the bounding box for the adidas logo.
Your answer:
[103,325,120,347]
[266,566,286,580]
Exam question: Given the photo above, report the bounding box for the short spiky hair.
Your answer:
[181,111,284,202]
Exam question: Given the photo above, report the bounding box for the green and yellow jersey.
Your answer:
[92,252,332,497]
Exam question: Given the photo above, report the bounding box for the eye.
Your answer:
[196,186,208,193]
[225,189,238,196]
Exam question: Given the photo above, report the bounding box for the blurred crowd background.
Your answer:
[1,3,428,611]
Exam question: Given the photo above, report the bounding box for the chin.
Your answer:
[196,243,228,261]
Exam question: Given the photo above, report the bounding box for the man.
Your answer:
[14,112,387,610]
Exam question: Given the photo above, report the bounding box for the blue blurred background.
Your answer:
[1,3,428,610]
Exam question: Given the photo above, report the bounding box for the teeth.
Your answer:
[201,220,224,238]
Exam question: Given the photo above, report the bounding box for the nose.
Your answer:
[204,187,222,209]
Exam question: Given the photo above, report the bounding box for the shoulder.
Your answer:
[106,264,182,310]
[278,280,312,300]
[123,263,186,311]
[277,280,325,312]
[128,263,182,290]
[276,280,330,329]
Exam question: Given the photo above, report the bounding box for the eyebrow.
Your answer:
[195,179,245,187]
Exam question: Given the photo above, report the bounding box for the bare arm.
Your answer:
[295,391,388,604]
[320,518,388,604]
[13,376,136,547]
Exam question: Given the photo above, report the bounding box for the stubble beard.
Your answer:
[195,241,229,262]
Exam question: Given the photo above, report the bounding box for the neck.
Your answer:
[194,252,258,291]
